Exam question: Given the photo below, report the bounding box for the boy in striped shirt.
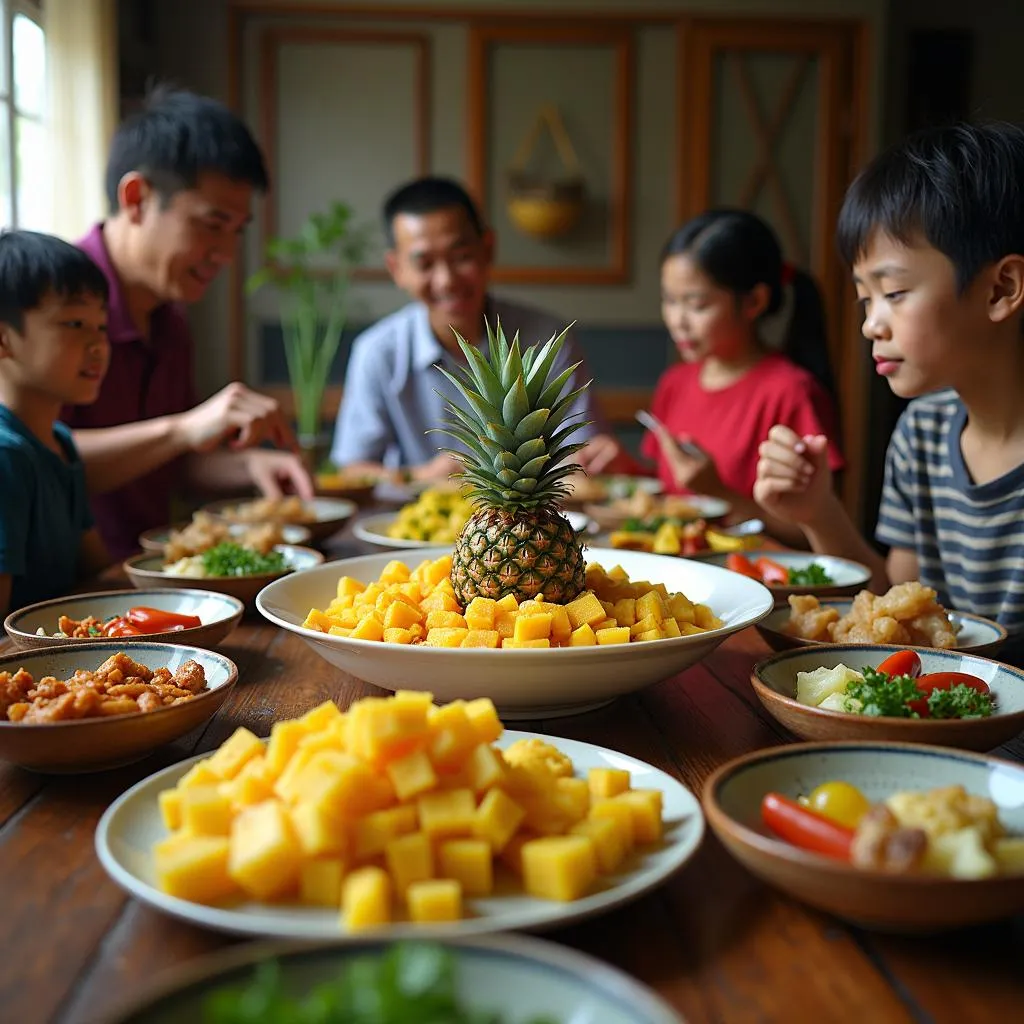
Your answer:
[754,122,1024,660]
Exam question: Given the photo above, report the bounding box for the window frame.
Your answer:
[0,0,45,228]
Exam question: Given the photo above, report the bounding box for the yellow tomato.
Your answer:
[806,781,871,828]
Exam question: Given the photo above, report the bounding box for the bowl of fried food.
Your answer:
[0,644,237,772]
[202,495,356,544]
[703,741,1024,931]
[757,581,1007,658]
[4,588,245,652]
[124,542,324,606]
[137,511,312,556]
[750,643,1024,751]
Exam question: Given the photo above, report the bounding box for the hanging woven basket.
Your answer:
[506,105,587,240]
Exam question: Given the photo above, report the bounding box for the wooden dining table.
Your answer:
[2,509,1023,1024]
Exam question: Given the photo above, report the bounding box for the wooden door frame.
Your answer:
[677,17,873,526]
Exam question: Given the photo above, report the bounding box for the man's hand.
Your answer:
[174,383,298,453]
[243,449,315,499]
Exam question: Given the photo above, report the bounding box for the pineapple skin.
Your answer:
[451,507,586,604]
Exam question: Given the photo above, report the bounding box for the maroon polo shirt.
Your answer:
[64,224,197,558]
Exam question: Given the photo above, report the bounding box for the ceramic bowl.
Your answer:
[124,545,324,606]
[562,474,664,507]
[584,493,731,531]
[756,598,1008,658]
[313,469,379,504]
[751,644,1024,751]
[692,550,872,600]
[0,642,237,773]
[137,521,313,554]
[3,588,244,652]
[703,741,1024,931]
[201,496,357,543]
[352,509,593,549]
[98,933,684,1024]
[256,545,773,719]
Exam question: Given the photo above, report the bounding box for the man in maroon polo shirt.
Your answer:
[63,87,311,558]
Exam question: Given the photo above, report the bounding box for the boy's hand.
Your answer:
[753,426,833,526]
[175,383,298,453]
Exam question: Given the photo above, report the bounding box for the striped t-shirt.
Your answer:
[876,390,1024,658]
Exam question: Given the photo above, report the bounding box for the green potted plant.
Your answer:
[247,201,370,470]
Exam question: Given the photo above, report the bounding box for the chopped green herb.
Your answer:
[845,668,923,718]
[202,943,560,1024]
[928,684,994,719]
[200,542,289,578]
[786,563,833,586]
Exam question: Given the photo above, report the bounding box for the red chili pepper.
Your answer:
[103,617,143,638]
[907,671,990,717]
[876,650,922,679]
[726,553,762,580]
[761,792,854,861]
[755,556,789,585]
[126,607,202,633]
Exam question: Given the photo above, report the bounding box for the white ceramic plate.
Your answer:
[353,510,593,549]
[693,550,872,599]
[138,522,313,553]
[101,933,686,1023]
[255,546,774,718]
[128,544,324,579]
[95,730,704,941]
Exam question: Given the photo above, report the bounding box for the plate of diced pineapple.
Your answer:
[256,546,773,718]
[354,488,590,549]
[95,691,704,940]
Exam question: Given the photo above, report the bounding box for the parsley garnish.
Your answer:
[928,684,994,719]
[200,542,289,578]
[202,943,559,1023]
[845,668,923,718]
[786,563,833,586]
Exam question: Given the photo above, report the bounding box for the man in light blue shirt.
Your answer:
[331,177,624,481]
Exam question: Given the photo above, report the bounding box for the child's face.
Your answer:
[660,254,761,364]
[0,292,109,405]
[852,231,983,398]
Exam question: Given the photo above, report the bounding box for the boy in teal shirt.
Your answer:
[0,231,111,614]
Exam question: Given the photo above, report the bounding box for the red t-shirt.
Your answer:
[640,353,844,498]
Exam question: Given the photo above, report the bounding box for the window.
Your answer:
[0,1,45,229]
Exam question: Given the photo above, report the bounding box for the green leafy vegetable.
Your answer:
[927,684,994,719]
[845,668,923,718]
[786,563,833,586]
[203,943,559,1024]
[200,542,289,578]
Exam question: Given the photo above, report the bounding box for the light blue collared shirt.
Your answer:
[331,295,602,468]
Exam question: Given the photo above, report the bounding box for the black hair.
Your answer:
[661,208,834,392]
[382,176,486,246]
[105,83,269,212]
[836,121,1024,291]
[0,231,108,333]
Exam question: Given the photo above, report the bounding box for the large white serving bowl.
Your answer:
[256,546,773,718]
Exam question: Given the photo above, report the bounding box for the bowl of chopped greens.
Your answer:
[691,550,871,601]
[123,543,324,607]
[98,937,685,1024]
[750,644,1024,751]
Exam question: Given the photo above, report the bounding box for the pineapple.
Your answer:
[436,321,590,604]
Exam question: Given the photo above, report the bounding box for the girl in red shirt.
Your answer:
[641,209,844,547]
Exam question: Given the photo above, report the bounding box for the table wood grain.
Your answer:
[2,521,1022,1024]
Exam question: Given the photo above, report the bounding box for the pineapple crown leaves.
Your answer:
[430,318,593,508]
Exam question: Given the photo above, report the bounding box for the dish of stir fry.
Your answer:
[40,607,204,639]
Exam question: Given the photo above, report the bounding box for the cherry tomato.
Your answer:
[726,553,762,580]
[126,607,202,633]
[907,671,990,717]
[681,536,704,555]
[876,650,922,679]
[805,781,871,829]
[761,792,854,861]
[755,557,789,585]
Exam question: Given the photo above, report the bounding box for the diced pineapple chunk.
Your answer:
[352,805,419,861]
[407,879,462,922]
[180,785,233,836]
[464,698,503,743]
[460,629,500,648]
[206,727,264,780]
[438,839,493,895]
[417,788,477,838]
[595,626,632,645]
[228,800,303,900]
[473,788,525,853]
[159,790,182,831]
[424,626,469,647]
[385,748,438,801]
[154,833,237,904]
[521,835,598,901]
[342,866,392,929]
[427,701,478,770]
[564,591,606,629]
[385,831,434,894]
[464,597,497,630]
[514,613,553,642]
[463,742,506,793]
[570,816,628,873]
[568,623,597,646]
[589,767,631,800]
[613,789,664,843]
[299,858,346,906]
